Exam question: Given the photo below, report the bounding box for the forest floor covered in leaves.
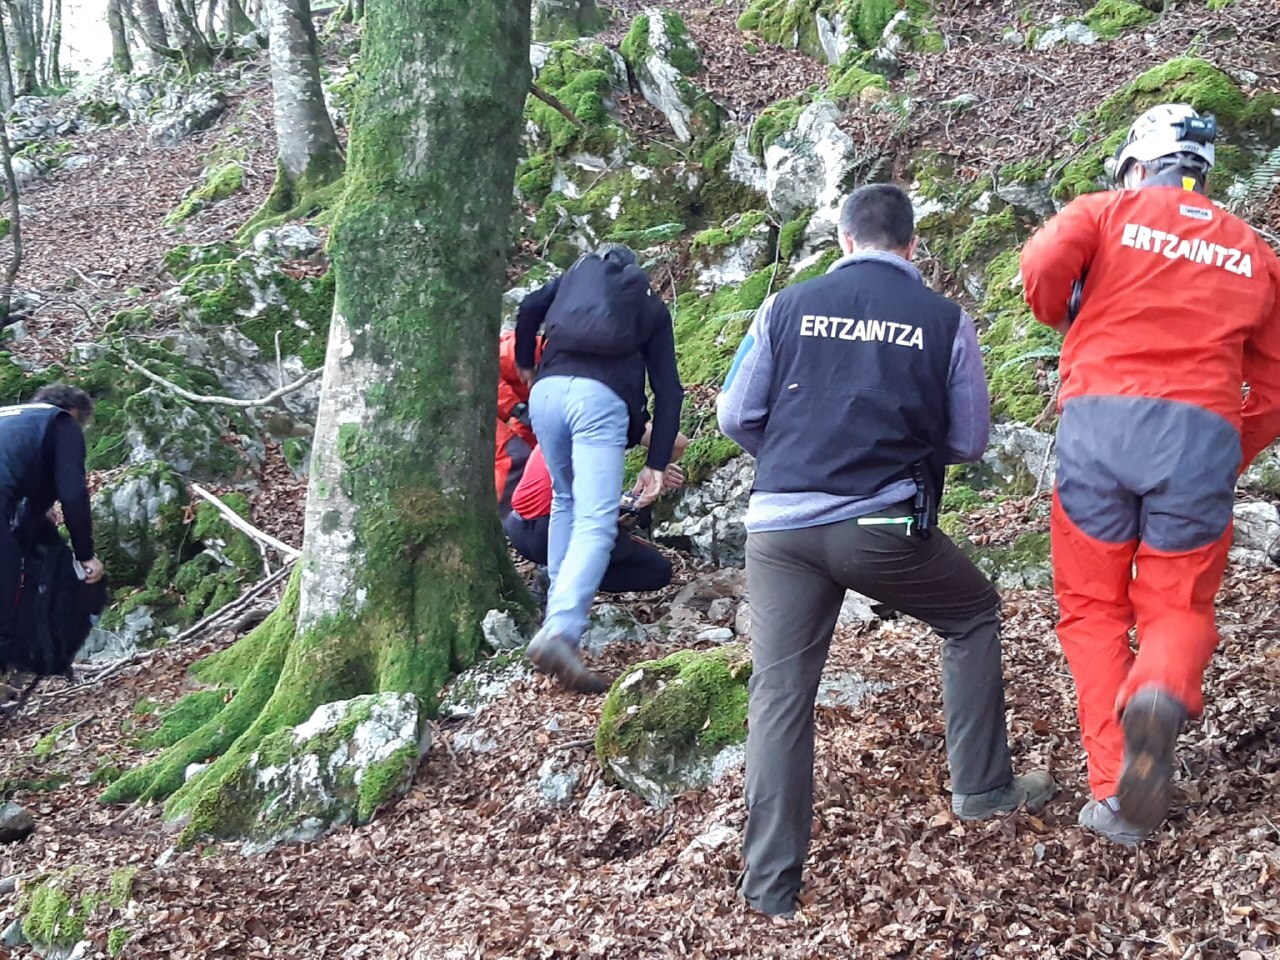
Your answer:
[0,0,1279,956]
[1,501,1279,958]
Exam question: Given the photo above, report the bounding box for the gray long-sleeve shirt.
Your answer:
[716,251,991,534]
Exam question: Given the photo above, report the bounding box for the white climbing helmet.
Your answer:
[1113,103,1216,185]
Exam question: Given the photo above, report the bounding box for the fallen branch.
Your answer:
[188,483,302,559]
[171,561,293,645]
[121,356,321,409]
[530,82,585,129]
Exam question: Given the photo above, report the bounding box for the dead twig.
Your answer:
[189,482,302,560]
[122,356,321,409]
[529,82,585,129]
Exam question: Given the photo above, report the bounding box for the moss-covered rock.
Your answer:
[621,10,723,144]
[166,247,334,369]
[1053,56,1280,202]
[165,160,245,224]
[596,645,750,807]
[958,530,1053,590]
[89,461,189,588]
[1082,0,1157,38]
[179,691,430,850]
[17,866,138,954]
[976,250,1062,423]
[526,39,627,156]
[532,0,605,42]
[739,0,943,62]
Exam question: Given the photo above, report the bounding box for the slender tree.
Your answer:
[254,0,344,220]
[107,0,134,74]
[102,0,535,841]
[45,0,60,86]
[0,91,21,327]
[0,6,17,110]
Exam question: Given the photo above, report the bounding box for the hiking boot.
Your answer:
[952,770,1057,820]
[1118,686,1186,831]
[1078,797,1150,847]
[527,632,609,694]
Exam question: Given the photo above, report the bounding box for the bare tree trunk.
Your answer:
[107,0,133,73]
[258,0,344,217]
[45,0,59,86]
[0,6,17,110]
[125,0,172,67]
[31,0,44,88]
[0,108,23,326]
[202,0,216,41]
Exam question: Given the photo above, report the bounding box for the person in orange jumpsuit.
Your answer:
[1020,104,1280,844]
[495,328,545,516]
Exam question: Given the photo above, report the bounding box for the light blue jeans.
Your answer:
[529,375,629,645]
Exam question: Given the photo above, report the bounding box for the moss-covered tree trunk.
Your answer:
[257,0,344,220]
[107,0,133,75]
[103,0,534,842]
[225,0,254,36]
[5,0,39,94]
[0,6,17,110]
[167,0,214,71]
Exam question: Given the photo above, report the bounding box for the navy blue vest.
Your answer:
[0,403,67,504]
[753,258,960,516]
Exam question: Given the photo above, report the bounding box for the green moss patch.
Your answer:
[597,645,751,762]
[165,161,246,224]
[977,251,1062,423]
[525,40,623,156]
[142,689,229,749]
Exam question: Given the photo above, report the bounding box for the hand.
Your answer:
[517,366,535,385]
[662,463,685,492]
[631,467,665,509]
[82,557,104,584]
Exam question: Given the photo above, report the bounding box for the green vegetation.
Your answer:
[1082,0,1157,38]
[525,41,622,155]
[165,161,245,224]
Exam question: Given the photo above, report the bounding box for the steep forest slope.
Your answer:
[0,0,1278,956]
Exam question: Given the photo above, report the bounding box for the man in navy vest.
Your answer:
[718,184,1056,918]
[0,384,104,663]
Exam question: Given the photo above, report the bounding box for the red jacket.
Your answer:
[1021,184,1280,468]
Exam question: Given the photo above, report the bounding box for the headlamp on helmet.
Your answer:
[1112,103,1217,187]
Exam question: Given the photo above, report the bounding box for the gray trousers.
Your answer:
[740,507,1014,916]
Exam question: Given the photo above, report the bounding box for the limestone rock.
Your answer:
[654,456,752,566]
[815,10,851,65]
[726,134,768,196]
[581,603,649,654]
[481,609,526,652]
[623,9,722,143]
[597,645,750,807]
[816,672,888,709]
[1231,501,1280,567]
[251,225,324,260]
[439,655,535,718]
[764,101,857,222]
[1034,20,1099,50]
[148,88,229,146]
[89,461,189,588]
[667,568,748,628]
[200,692,430,851]
[961,531,1053,591]
[0,802,34,843]
[536,755,584,807]
[692,218,775,292]
[679,822,738,862]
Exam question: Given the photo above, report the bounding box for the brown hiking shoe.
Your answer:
[1118,686,1186,831]
[528,633,609,694]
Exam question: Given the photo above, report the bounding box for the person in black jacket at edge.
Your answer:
[0,385,105,666]
[514,243,684,693]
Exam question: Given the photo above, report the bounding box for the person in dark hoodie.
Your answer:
[0,385,104,663]
[514,243,684,693]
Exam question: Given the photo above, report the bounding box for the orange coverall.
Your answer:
[1020,174,1280,799]
[495,330,544,515]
